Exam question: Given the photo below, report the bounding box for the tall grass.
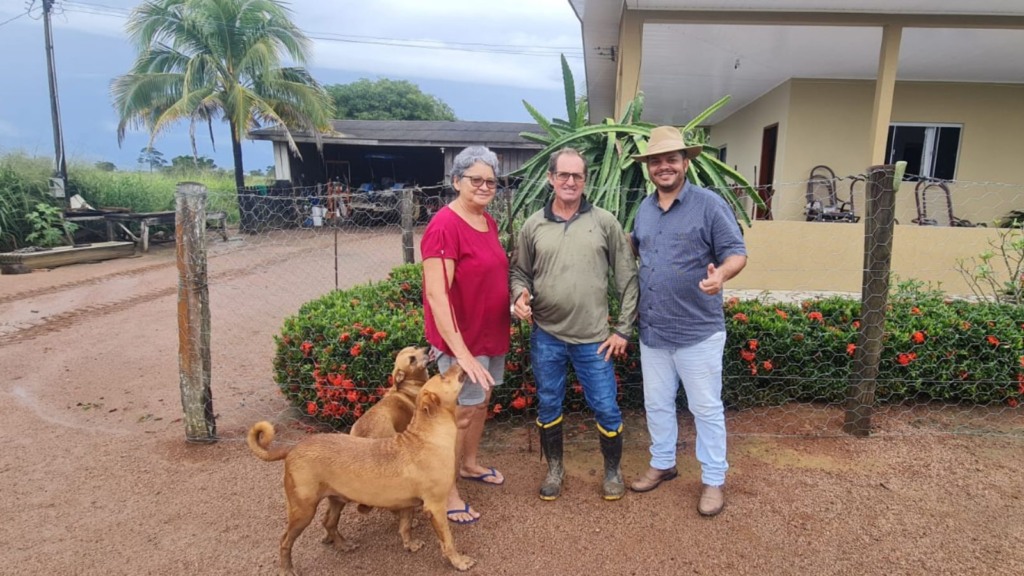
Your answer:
[0,152,241,251]
[0,154,54,251]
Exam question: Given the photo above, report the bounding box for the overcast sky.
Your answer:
[0,0,584,171]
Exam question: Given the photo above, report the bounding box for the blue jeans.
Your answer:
[640,332,728,487]
[530,325,622,432]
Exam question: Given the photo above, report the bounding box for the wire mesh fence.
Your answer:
[181,175,1023,449]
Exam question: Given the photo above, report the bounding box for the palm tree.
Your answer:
[111,0,334,192]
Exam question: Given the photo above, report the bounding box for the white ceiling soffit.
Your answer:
[568,0,1024,125]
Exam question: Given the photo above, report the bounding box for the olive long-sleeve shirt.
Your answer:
[510,197,638,344]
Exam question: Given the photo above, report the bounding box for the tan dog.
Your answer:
[248,364,473,576]
[350,345,430,438]
[349,345,430,524]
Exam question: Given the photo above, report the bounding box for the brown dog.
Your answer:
[248,364,473,576]
[349,345,430,532]
[350,345,430,438]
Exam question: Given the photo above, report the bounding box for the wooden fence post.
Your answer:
[843,164,898,436]
[176,182,216,442]
[400,188,415,264]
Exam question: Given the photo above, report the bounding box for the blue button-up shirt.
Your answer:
[632,181,747,348]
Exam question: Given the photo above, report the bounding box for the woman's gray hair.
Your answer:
[451,146,500,179]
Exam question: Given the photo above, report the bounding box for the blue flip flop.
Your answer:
[460,467,505,486]
[446,503,479,525]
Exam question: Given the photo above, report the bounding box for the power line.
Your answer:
[0,0,38,28]
[57,0,584,59]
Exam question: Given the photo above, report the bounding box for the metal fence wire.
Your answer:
[175,173,1024,447]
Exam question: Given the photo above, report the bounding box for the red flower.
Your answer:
[339,332,351,343]
[401,282,411,291]
[911,331,926,345]
[897,353,914,366]
[962,321,972,330]
[808,311,824,323]
[852,320,861,329]
[959,370,970,380]
[775,309,788,319]
[847,343,856,356]
[748,339,759,351]
[300,341,314,357]
[1009,398,1019,408]
[350,344,362,357]
[347,390,359,403]
[726,296,739,308]
[749,365,758,375]
[354,405,363,418]
[511,397,528,410]
[1017,373,1024,395]
[361,326,375,336]
[573,383,583,394]
[1019,356,1024,368]
[910,307,922,315]
[305,401,317,415]
[492,403,503,414]
[371,331,387,343]
[732,312,748,323]
[986,335,1000,347]
[762,360,773,372]
[740,349,756,362]
[327,373,343,387]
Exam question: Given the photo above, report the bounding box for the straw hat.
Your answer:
[632,126,703,160]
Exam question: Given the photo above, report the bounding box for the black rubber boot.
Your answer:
[537,419,564,501]
[599,429,625,501]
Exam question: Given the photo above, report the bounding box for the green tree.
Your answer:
[94,161,117,172]
[167,154,217,173]
[112,0,335,193]
[326,78,457,121]
[137,146,166,172]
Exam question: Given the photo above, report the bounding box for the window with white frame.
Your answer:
[886,123,962,180]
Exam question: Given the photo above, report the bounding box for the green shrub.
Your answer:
[274,266,1024,429]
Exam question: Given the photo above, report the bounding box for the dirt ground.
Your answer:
[1,227,1022,576]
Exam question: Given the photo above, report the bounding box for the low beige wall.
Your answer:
[730,220,1010,296]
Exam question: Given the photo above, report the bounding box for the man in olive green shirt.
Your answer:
[511,147,638,502]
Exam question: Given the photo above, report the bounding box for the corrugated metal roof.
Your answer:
[250,120,545,149]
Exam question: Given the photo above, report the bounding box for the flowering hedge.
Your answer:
[274,267,1023,428]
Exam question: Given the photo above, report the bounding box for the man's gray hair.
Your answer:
[547,147,587,173]
[451,146,500,178]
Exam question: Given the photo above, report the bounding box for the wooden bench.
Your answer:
[104,210,229,253]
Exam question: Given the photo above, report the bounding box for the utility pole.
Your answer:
[42,0,68,207]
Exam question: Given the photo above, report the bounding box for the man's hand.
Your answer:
[699,263,725,295]
[597,333,628,362]
[513,288,533,321]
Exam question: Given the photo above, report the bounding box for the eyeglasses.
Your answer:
[460,175,498,189]
[553,171,586,183]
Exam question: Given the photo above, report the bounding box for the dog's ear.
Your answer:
[419,390,441,416]
[392,367,407,385]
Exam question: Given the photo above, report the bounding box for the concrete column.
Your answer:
[615,9,643,121]
[868,24,902,165]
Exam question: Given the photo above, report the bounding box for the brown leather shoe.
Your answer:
[629,466,678,493]
[698,484,725,516]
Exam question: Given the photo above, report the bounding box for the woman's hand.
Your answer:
[456,354,494,390]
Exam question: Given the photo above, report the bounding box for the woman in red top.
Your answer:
[422,146,510,524]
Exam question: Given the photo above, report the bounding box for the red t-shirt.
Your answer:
[421,206,510,357]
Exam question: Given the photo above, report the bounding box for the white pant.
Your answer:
[640,332,728,486]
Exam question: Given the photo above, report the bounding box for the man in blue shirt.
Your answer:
[629,126,747,517]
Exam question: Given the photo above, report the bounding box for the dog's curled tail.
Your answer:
[246,421,291,462]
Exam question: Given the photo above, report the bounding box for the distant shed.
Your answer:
[249,119,545,189]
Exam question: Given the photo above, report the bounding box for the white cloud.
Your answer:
[0,119,19,138]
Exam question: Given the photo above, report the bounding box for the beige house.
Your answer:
[570,0,1024,226]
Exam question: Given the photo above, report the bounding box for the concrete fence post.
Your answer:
[176,182,216,442]
[843,164,899,436]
